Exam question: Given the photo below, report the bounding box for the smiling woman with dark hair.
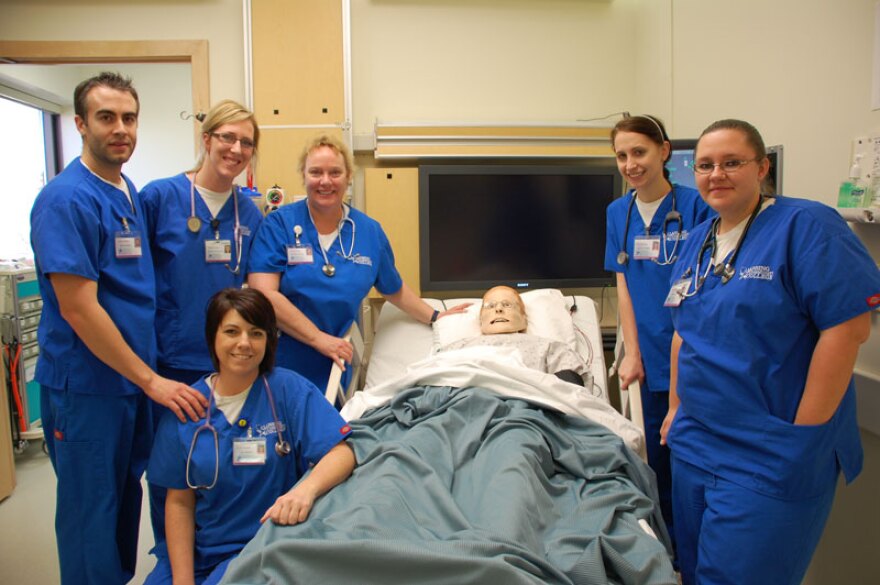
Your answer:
[144,288,355,585]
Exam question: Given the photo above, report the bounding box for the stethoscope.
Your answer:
[679,196,765,298]
[185,375,290,491]
[187,174,243,274]
[616,189,682,266]
[300,205,358,278]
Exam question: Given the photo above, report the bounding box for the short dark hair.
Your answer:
[73,71,140,119]
[611,114,671,180]
[205,288,278,375]
[697,119,767,161]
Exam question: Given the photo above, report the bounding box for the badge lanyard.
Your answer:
[188,174,243,273]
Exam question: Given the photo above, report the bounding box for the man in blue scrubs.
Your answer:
[30,72,208,585]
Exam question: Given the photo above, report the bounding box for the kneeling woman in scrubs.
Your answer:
[145,288,355,585]
[661,119,880,585]
[248,134,467,390]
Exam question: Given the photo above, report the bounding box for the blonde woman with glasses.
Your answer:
[140,99,265,559]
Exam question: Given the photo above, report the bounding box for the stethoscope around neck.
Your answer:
[679,195,766,298]
[616,189,682,266]
[187,173,243,274]
[298,204,358,278]
[185,374,290,491]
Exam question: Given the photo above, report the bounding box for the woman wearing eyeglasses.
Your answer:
[660,119,880,585]
[144,288,354,585]
[140,100,265,555]
[604,115,712,550]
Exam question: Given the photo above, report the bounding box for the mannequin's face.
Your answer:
[480,287,526,335]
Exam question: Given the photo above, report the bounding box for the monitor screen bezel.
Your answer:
[418,163,623,293]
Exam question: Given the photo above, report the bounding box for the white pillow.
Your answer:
[431,289,576,352]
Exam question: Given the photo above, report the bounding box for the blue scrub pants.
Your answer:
[671,455,836,585]
[143,553,235,585]
[41,386,153,585]
[641,386,674,556]
[149,365,210,558]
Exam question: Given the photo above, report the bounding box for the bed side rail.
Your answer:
[324,322,365,406]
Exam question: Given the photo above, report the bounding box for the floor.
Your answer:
[0,439,156,584]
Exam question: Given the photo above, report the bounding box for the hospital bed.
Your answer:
[222,290,675,585]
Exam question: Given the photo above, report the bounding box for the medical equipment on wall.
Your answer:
[0,263,44,453]
[616,190,682,266]
[186,375,290,490]
[679,196,765,298]
[265,185,285,215]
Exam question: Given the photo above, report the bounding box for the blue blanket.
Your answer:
[222,387,676,585]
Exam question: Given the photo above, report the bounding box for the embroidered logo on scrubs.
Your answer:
[867,293,880,307]
[255,421,286,437]
[351,255,372,267]
[738,265,774,281]
[340,424,351,434]
[666,229,690,242]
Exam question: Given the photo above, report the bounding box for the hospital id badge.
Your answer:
[233,436,267,465]
[114,231,143,258]
[633,235,661,260]
[664,278,690,307]
[287,244,313,265]
[205,239,232,263]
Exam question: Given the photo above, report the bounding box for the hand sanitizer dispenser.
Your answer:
[838,154,871,208]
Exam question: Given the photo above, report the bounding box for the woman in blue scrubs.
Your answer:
[604,115,712,547]
[141,100,265,554]
[145,288,355,585]
[661,119,880,585]
[248,134,467,391]
[142,100,264,385]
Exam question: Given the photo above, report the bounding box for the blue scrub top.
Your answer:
[141,173,263,372]
[247,200,403,388]
[668,196,880,500]
[147,367,352,570]
[31,157,157,396]
[604,185,713,392]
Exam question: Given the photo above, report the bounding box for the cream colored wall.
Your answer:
[672,0,880,205]
[350,0,641,135]
[0,0,245,106]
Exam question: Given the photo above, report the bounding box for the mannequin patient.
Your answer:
[441,286,587,386]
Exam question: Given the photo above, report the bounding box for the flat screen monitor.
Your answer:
[667,139,698,190]
[419,164,622,292]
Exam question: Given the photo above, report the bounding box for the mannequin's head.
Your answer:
[480,286,527,335]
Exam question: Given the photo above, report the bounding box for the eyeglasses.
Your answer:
[211,132,255,151]
[482,300,516,311]
[693,158,761,175]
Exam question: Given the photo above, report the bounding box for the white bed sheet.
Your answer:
[365,295,607,399]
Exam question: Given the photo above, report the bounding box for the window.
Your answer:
[0,96,60,260]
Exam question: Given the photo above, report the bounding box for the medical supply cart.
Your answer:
[0,263,43,453]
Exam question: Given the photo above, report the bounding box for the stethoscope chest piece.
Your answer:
[616,251,629,265]
[275,440,292,457]
[322,263,336,277]
[187,216,202,233]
